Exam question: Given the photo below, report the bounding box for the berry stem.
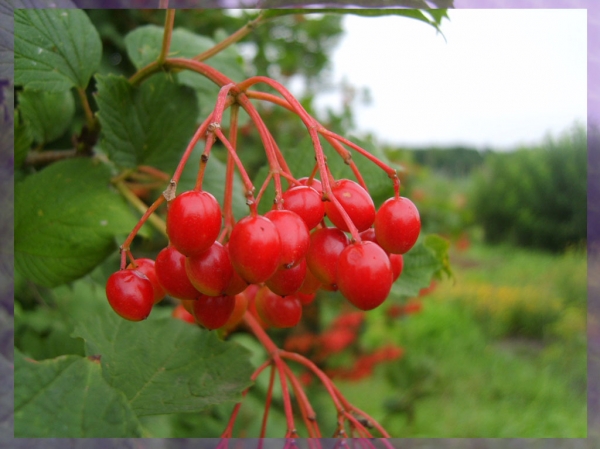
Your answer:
[157,9,176,66]
[223,104,240,231]
[259,364,276,438]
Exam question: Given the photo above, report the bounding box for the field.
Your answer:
[334,238,587,438]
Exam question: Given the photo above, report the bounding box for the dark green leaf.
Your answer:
[14,158,143,287]
[94,73,199,172]
[14,350,143,437]
[14,109,33,168]
[18,89,75,144]
[392,235,447,299]
[14,9,102,91]
[72,304,254,416]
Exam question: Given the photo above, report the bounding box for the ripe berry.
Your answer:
[185,241,233,296]
[228,215,282,284]
[374,197,421,254]
[282,185,324,230]
[298,265,322,294]
[337,241,393,311]
[324,179,375,232]
[221,292,249,332]
[127,258,166,304]
[389,253,404,281]
[192,294,236,330]
[155,246,202,300]
[254,286,302,328]
[266,259,307,296]
[166,190,222,256]
[296,177,323,194]
[106,270,154,321]
[305,227,349,289]
[265,209,310,268]
[223,243,249,296]
[171,304,196,324]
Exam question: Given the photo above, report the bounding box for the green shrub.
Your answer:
[470,124,586,252]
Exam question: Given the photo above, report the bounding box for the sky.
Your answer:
[310,9,588,150]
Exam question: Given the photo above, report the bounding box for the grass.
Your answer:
[334,240,587,438]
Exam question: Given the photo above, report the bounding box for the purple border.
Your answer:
[1,0,598,447]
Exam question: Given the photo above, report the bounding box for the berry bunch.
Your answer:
[105,76,421,332]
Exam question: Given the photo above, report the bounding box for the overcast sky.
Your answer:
[311,9,587,150]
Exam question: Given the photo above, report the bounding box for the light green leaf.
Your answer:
[18,89,75,144]
[94,73,199,172]
[14,9,102,91]
[72,305,255,416]
[14,350,143,437]
[14,109,33,168]
[14,158,143,287]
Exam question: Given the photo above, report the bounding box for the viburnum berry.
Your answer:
[324,179,376,233]
[106,269,154,321]
[171,303,197,324]
[298,266,322,294]
[337,241,394,311]
[127,258,166,304]
[266,259,307,296]
[228,215,282,284]
[155,246,202,300]
[221,292,249,332]
[264,209,310,268]
[305,227,349,289]
[166,190,222,256]
[374,196,421,254]
[192,294,236,330]
[282,185,325,230]
[254,285,302,328]
[185,241,234,296]
[389,253,404,281]
[297,177,323,195]
[223,243,249,296]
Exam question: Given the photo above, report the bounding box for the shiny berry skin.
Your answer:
[324,179,375,232]
[296,177,323,194]
[228,215,282,284]
[306,227,349,289]
[282,185,324,230]
[106,270,154,321]
[254,286,302,328]
[265,209,310,268]
[127,258,166,304]
[223,243,249,296]
[337,241,393,311]
[185,241,233,296]
[266,259,307,296]
[192,294,236,330]
[166,190,222,256]
[222,292,249,332]
[374,197,421,254]
[155,246,202,300]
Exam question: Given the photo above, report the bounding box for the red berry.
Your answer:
[297,291,316,306]
[185,241,233,296]
[192,294,236,330]
[337,241,393,311]
[324,179,375,232]
[254,286,302,328]
[228,215,282,284]
[155,246,202,300]
[389,253,404,281]
[106,270,154,321]
[222,292,249,332]
[266,259,307,296]
[305,227,349,289]
[265,209,310,268]
[166,190,222,256]
[127,258,166,304]
[374,197,421,254]
[223,243,249,296]
[298,265,322,294]
[171,304,196,324]
[282,185,324,230]
[296,177,323,194]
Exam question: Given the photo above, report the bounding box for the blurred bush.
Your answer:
[470,124,586,252]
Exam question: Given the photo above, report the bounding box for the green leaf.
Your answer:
[14,350,143,437]
[392,235,448,299]
[18,89,75,144]
[14,9,102,91]
[14,109,33,168]
[14,158,143,288]
[94,73,199,172]
[424,233,452,278]
[72,305,254,416]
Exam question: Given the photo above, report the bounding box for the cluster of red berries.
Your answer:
[106,174,420,330]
